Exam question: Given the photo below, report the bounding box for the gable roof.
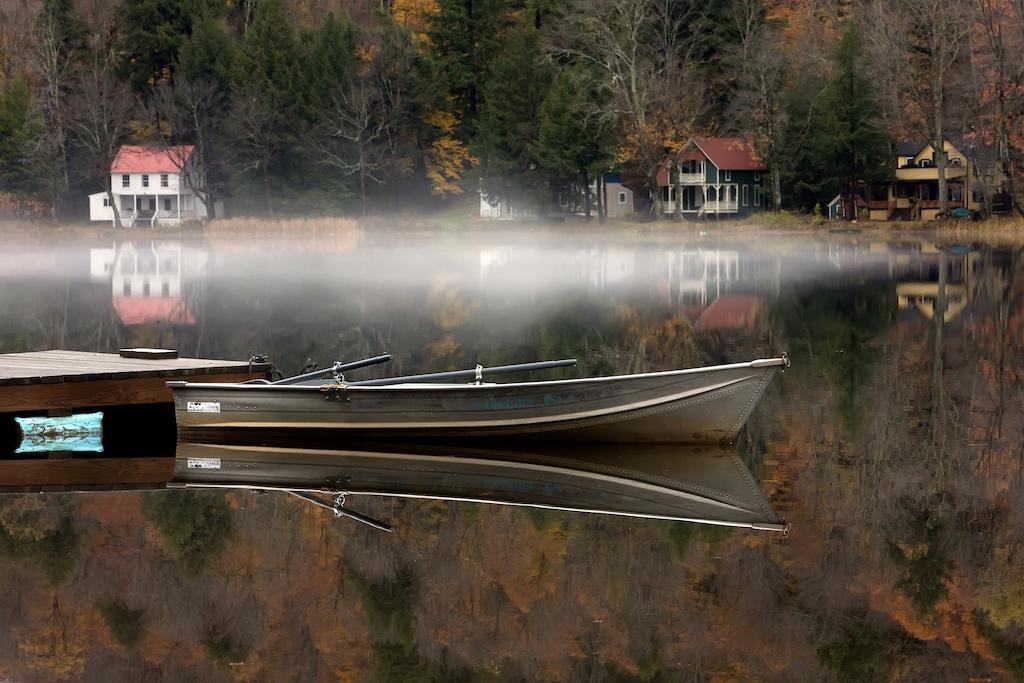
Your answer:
[111,145,194,174]
[690,137,766,171]
[896,141,922,156]
[896,137,980,159]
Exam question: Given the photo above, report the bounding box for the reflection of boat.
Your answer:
[169,356,788,444]
[172,440,785,532]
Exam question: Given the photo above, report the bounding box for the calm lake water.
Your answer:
[0,228,1022,681]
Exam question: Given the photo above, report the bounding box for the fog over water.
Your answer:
[0,228,1022,681]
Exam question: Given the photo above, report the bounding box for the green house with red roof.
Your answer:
[657,137,769,218]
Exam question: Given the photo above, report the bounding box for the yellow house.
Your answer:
[867,139,984,221]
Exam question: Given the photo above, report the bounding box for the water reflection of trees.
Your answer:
[0,496,79,585]
[141,491,232,574]
[766,243,1024,679]
[1,239,1024,679]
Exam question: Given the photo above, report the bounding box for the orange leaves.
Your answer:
[428,276,474,331]
[425,333,460,360]
[866,577,995,662]
[424,106,478,196]
[391,0,440,37]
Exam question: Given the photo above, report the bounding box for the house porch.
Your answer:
[867,179,973,221]
[114,194,199,227]
[660,184,741,216]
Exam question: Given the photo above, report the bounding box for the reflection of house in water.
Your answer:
[479,245,784,330]
[883,243,983,323]
[665,250,780,333]
[89,241,208,325]
[695,294,765,331]
[477,240,1003,331]
[817,239,1005,323]
[671,249,741,307]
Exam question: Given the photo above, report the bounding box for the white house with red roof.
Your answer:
[657,137,768,218]
[89,145,210,227]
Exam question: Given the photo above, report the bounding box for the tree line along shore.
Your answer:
[0,0,1022,223]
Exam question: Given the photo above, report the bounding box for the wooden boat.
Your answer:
[168,355,788,444]
[172,440,786,532]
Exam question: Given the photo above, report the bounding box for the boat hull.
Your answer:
[169,358,786,444]
[173,441,784,531]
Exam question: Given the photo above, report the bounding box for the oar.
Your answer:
[272,354,392,385]
[286,491,392,532]
[347,358,577,387]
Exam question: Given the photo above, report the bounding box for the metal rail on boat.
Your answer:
[346,358,578,387]
[269,354,393,385]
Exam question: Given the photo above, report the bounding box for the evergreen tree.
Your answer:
[533,68,613,218]
[178,13,235,93]
[476,21,553,209]
[824,25,891,213]
[0,78,36,194]
[308,13,358,103]
[117,0,221,93]
[781,25,890,213]
[427,0,510,130]
[779,72,834,211]
[230,0,304,212]
[158,15,237,214]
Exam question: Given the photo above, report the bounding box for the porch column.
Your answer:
[177,192,180,221]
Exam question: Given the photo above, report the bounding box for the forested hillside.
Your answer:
[0,0,1021,219]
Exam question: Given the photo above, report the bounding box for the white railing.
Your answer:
[663,200,739,214]
[701,200,739,213]
[678,172,704,184]
[154,209,195,219]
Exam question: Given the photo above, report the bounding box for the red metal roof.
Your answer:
[113,297,195,326]
[691,138,766,171]
[111,145,194,174]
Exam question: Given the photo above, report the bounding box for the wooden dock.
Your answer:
[0,350,269,413]
[0,457,174,493]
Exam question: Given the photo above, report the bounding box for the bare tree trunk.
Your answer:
[650,169,662,217]
[33,7,74,220]
[359,149,368,216]
[74,46,133,230]
[977,0,1014,211]
[934,71,948,215]
[263,161,272,215]
[107,190,122,228]
[908,0,968,217]
[583,169,592,220]
[772,167,781,211]
[673,162,682,221]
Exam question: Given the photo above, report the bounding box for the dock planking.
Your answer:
[0,350,270,413]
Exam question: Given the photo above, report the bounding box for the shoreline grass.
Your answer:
[1,209,1021,241]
